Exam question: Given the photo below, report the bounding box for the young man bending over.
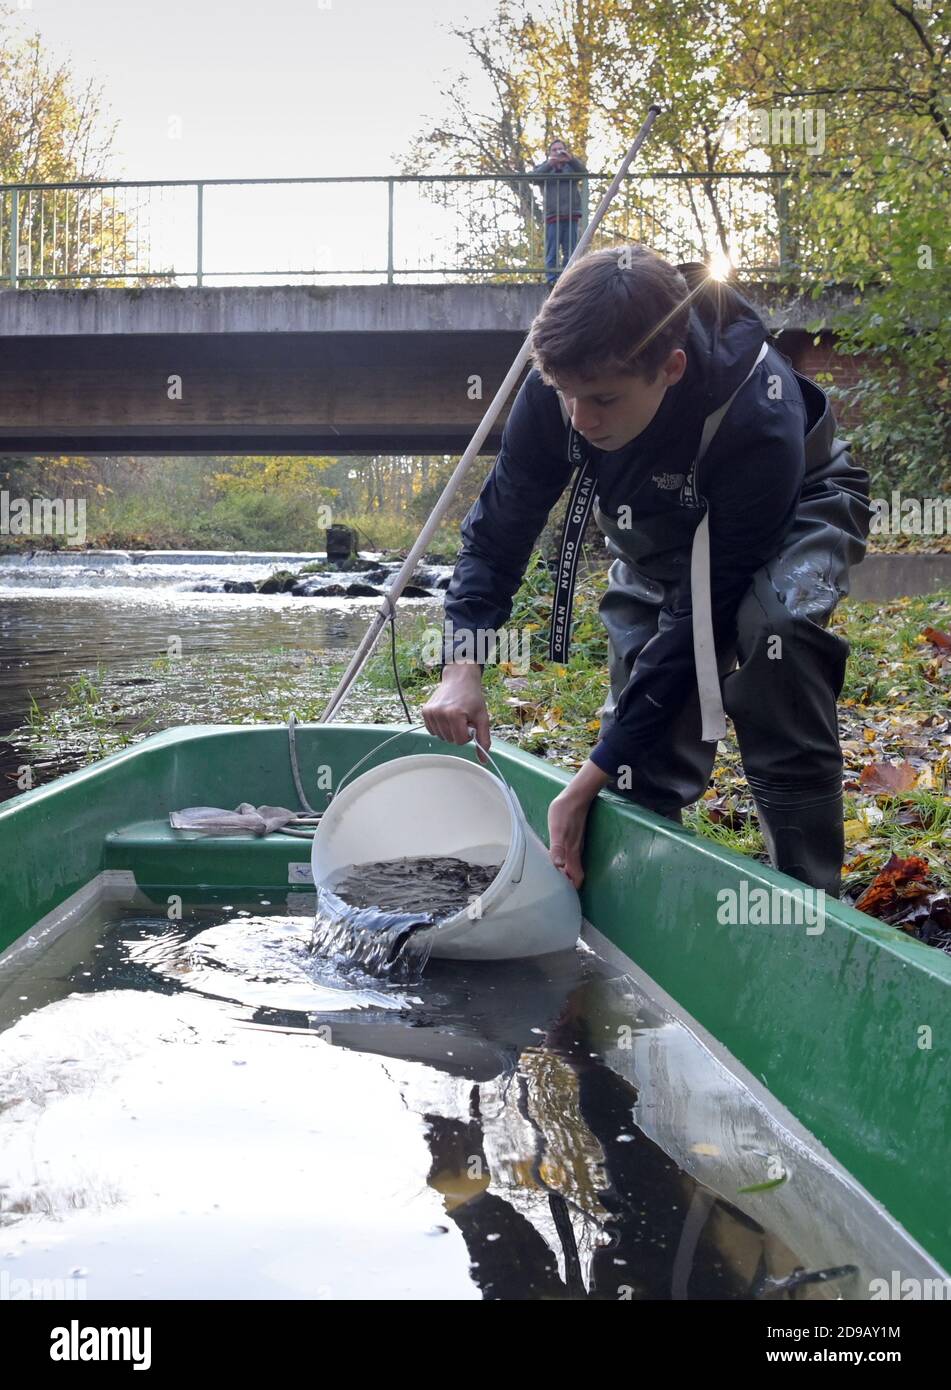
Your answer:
[422,246,870,896]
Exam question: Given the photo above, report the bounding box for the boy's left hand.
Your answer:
[547,760,612,890]
[548,789,590,888]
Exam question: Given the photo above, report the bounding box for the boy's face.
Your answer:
[551,348,687,452]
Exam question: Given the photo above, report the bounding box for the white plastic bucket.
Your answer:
[311,742,581,961]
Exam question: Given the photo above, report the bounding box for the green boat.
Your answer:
[1,720,948,1298]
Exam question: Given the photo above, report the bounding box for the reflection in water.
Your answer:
[424,1012,803,1300]
[0,890,892,1300]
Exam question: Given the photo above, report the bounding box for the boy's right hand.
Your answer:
[421,663,492,765]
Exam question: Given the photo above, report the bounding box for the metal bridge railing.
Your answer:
[0,172,791,288]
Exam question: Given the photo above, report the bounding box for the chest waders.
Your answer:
[549,348,871,898]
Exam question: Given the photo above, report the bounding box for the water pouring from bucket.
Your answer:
[310,725,582,967]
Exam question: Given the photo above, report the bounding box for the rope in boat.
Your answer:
[285,591,414,835]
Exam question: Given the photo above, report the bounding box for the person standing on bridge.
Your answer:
[531,139,588,284]
[421,245,870,899]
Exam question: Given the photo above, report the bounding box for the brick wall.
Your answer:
[775,329,873,431]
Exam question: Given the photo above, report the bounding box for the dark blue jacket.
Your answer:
[442,273,810,777]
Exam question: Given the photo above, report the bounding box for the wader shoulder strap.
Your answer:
[691,340,769,742]
[544,338,768,703]
[548,391,598,662]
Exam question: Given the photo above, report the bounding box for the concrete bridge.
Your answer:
[0,283,846,455]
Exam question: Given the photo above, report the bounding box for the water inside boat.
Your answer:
[0,876,940,1300]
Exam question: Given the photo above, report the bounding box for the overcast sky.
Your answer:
[15,0,498,179]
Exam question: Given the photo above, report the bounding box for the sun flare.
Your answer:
[707,248,733,282]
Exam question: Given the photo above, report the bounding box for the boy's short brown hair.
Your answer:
[530,245,692,384]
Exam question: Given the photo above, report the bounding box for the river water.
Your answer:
[0,549,446,800]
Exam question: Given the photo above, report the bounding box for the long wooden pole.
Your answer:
[319,104,663,723]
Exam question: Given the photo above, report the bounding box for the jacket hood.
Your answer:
[677,262,768,411]
[623,264,767,454]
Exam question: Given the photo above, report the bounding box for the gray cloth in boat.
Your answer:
[169,804,299,836]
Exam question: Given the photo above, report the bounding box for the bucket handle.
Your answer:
[465,726,528,885]
[328,722,529,884]
[329,722,434,801]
